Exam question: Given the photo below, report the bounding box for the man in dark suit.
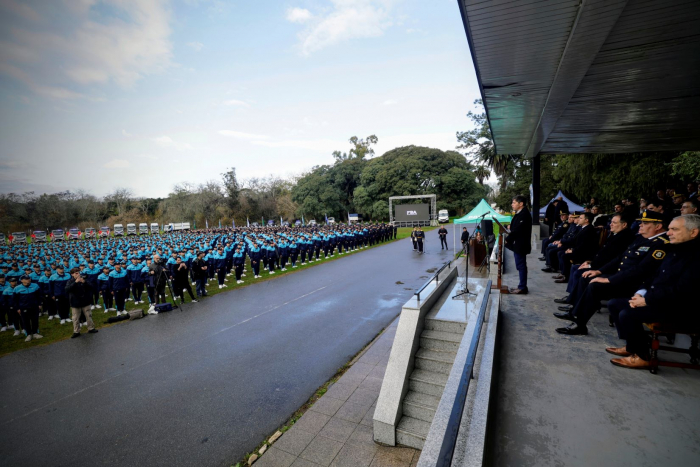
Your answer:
[554,212,600,283]
[505,195,532,294]
[438,226,448,250]
[460,227,469,252]
[543,198,561,234]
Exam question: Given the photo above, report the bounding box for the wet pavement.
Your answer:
[0,226,457,467]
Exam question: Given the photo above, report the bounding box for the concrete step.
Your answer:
[408,368,449,397]
[403,390,439,423]
[420,329,462,352]
[424,318,467,334]
[396,415,431,450]
[415,348,456,375]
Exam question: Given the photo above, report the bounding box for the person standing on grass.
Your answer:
[173,257,197,303]
[192,252,208,297]
[13,274,42,342]
[66,268,98,339]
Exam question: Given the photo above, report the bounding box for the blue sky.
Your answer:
[0,0,481,198]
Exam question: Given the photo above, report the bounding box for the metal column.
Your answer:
[532,154,540,225]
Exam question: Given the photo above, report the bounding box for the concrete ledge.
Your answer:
[373,266,459,445]
[416,290,500,467]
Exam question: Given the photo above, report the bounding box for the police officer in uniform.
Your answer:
[607,214,700,369]
[416,227,425,253]
[555,210,670,335]
[539,211,569,260]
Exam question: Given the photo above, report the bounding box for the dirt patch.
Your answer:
[426,268,437,273]
[395,281,404,284]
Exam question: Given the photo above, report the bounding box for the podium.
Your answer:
[469,240,486,267]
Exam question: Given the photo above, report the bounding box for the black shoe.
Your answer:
[88,329,98,334]
[541,267,555,273]
[558,305,573,312]
[556,323,588,335]
[71,333,80,338]
[553,296,569,304]
[553,312,576,321]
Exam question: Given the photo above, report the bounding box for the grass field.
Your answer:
[0,225,437,357]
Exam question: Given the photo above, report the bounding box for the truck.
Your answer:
[438,209,450,223]
[139,223,149,235]
[114,224,124,236]
[150,223,159,234]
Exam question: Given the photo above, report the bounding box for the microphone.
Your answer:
[479,212,488,218]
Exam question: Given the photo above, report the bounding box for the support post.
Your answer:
[532,154,541,225]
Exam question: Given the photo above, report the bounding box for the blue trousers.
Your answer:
[513,252,528,290]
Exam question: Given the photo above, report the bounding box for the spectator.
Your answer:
[65,268,98,339]
[192,252,208,298]
[680,198,698,215]
[173,257,197,303]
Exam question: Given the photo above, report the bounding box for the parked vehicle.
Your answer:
[114,224,124,236]
[438,209,450,223]
[32,231,47,243]
[0,233,5,244]
[139,223,149,235]
[308,219,317,226]
[68,227,81,240]
[99,226,110,238]
[327,217,336,225]
[51,229,65,241]
[85,228,96,238]
[348,213,362,224]
[10,232,27,244]
[150,222,160,234]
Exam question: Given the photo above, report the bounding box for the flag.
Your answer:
[232,219,235,228]
[302,214,305,225]
[206,219,208,229]
[247,217,250,227]
[325,213,328,224]
[262,217,264,226]
[280,216,283,225]
[193,220,196,229]
[219,219,221,229]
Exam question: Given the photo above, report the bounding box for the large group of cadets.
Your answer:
[0,223,397,342]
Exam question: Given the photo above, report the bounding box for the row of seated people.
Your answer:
[539,205,700,370]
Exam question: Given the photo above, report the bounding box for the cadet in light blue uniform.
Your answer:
[3,277,21,335]
[109,263,129,316]
[49,266,71,324]
[13,274,42,341]
[97,267,113,311]
[84,260,102,309]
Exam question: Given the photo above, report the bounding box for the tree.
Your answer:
[456,99,515,191]
[474,165,490,185]
[222,168,241,212]
[332,135,378,162]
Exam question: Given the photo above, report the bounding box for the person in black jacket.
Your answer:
[438,226,448,250]
[192,252,208,298]
[607,214,699,369]
[505,195,532,294]
[65,268,98,338]
[555,212,600,283]
[460,227,469,252]
[556,213,635,306]
[149,255,168,305]
[173,257,197,303]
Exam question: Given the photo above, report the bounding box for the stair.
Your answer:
[396,328,463,450]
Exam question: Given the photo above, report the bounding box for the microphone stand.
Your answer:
[453,213,488,299]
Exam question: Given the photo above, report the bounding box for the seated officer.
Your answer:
[555,210,669,335]
[555,213,635,306]
[607,214,700,369]
[553,212,599,283]
[539,211,569,261]
[542,213,579,271]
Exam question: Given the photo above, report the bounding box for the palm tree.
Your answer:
[474,165,490,185]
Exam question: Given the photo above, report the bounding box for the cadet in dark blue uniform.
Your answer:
[14,275,42,341]
[109,262,129,316]
[49,265,71,324]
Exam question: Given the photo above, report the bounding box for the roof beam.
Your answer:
[523,0,630,158]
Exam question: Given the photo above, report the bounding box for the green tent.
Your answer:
[454,199,512,224]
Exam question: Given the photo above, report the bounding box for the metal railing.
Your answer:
[436,279,492,467]
[414,260,452,301]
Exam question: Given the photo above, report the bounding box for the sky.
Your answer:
[0,0,481,198]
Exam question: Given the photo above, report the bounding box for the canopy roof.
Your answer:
[539,190,584,215]
[457,0,700,155]
[455,199,512,224]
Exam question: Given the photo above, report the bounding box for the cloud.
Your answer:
[382,99,397,106]
[218,130,269,140]
[187,41,204,52]
[286,7,312,23]
[251,138,344,153]
[0,0,173,99]
[122,129,132,137]
[152,136,192,150]
[291,0,397,55]
[0,160,21,169]
[0,0,41,22]
[221,99,250,107]
[104,159,131,169]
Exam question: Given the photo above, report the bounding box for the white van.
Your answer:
[150,223,159,233]
[114,224,124,236]
[438,209,450,223]
[139,223,149,235]
[126,223,137,236]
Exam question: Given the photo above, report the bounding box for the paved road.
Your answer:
[0,226,459,467]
